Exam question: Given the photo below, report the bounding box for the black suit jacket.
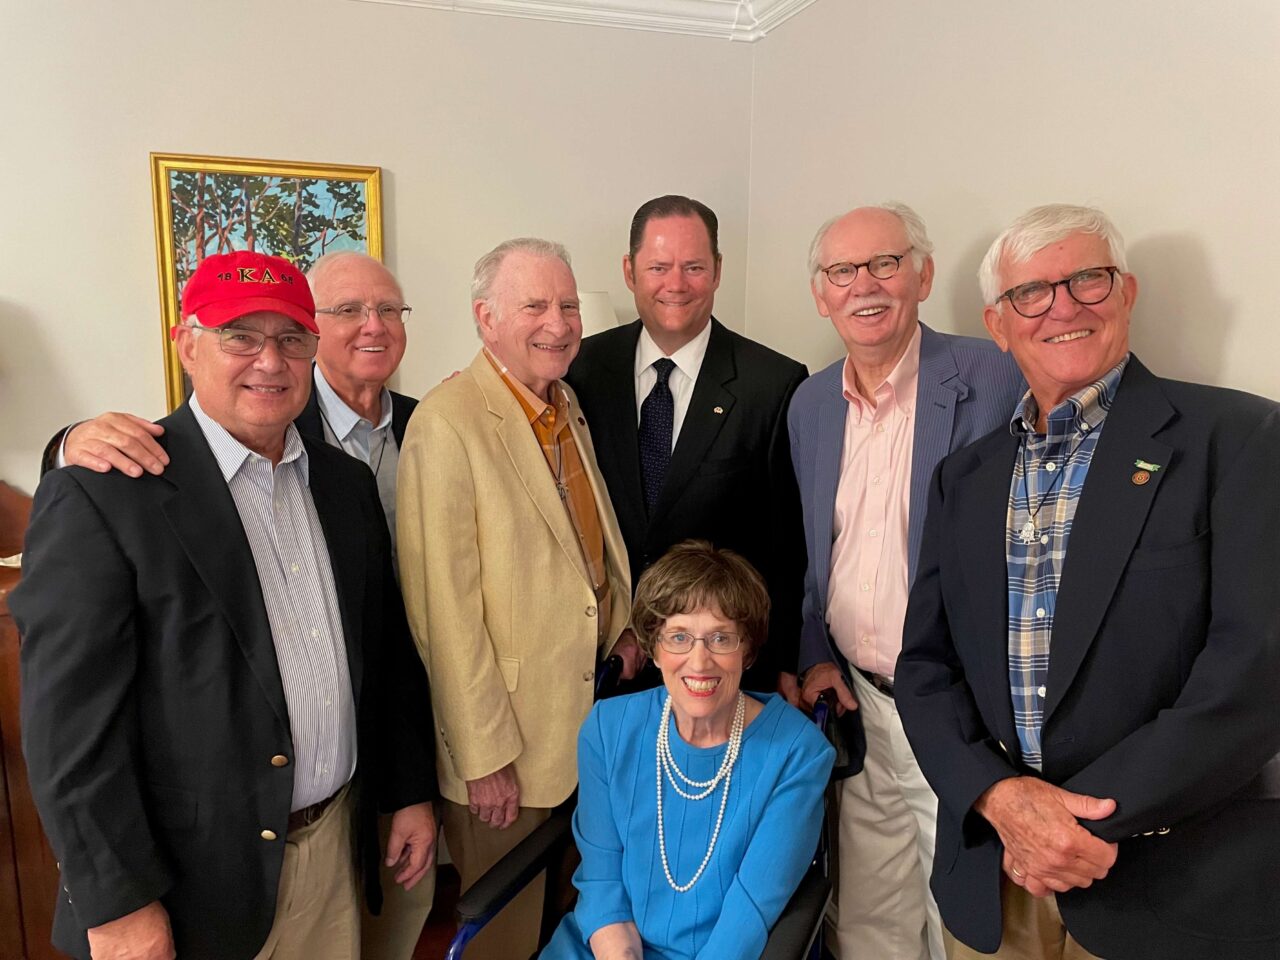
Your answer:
[896,357,1280,959]
[566,318,808,686]
[14,404,437,960]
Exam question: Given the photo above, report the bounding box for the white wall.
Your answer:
[4,0,1278,497]
[0,0,754,494]
[745,0,1280,402]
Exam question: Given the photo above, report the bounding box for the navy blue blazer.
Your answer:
[896,357,1280,959]
[788,323,1023,769]
[16,404,437,959]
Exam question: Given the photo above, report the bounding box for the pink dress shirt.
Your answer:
[826,324,922,679]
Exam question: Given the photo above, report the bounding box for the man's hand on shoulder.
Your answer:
[386,801,437,891]
[800,661,858,715]
[466,764,520,829]
[609,628,647,681]
[63,413,168,477]
[86,900,176,960]
[975,776,1118,896]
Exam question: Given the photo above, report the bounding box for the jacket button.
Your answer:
[271,754,289,767]
[585,605,597,617]
[582,671,594,682]
[261,829,278,841]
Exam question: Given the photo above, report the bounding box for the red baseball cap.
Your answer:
[179,251,318,334]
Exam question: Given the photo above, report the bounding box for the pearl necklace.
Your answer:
[655,691,745,893]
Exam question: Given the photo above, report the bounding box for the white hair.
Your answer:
[470,238,572,303]
[807,201,935,281]
[305,251,401,303]
[978,204,1128,305]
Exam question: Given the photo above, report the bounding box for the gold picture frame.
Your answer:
[150,152,383,411]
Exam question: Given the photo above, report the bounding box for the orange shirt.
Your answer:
[486,350,611,639]
[825,324,921,678]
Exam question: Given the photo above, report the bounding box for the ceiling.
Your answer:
[348,0,820,42]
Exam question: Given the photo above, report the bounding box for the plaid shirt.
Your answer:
[1005,357,1127,768]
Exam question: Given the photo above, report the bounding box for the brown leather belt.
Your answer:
[856,667,895,696]
[287,791,339,833]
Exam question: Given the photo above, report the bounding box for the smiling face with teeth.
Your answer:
[475,251,582,402]
[311,256,408,408]
[812,208,934,381]
[654,603,751,746]
[624,215,722,356]
[983,231,1137,427]
[177,311,312,463]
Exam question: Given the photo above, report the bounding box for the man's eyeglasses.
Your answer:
[205,326,320,359]
[821,249,912,287]
[657,631,743,655]
[316,302,413,325]
[998,267,1118,319]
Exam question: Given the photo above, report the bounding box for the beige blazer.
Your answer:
[397,352,631,808]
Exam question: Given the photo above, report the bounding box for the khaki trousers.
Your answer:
[829,669,951,960]
[440,800,552,960]
[254,786,360,960]
[949,879,1104,960]
[360,811,438,960]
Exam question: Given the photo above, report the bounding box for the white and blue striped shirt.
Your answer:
[190,396,357,810]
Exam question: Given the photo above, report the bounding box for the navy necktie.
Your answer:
[638,358,676,515]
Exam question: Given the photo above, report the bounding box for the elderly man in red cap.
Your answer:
[13,251,438,960]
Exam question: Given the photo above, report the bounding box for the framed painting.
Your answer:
[150,152,383,410]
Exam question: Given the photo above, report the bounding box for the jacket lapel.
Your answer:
[159,405,290,728]
[909,325,965,584]
[474,354,592,586]
[955,430,1022,753]
[293,365,324,442]
[652,318,736,523]
[589,322,646,529]
[1044,358,1174,722]
[307,443,368,707]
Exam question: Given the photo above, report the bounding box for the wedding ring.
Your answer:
[1011,867,1025,879]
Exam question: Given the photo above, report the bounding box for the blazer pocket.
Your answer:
[497,657,520,692]
[697,455,748,478]
[1127,532,1208,573]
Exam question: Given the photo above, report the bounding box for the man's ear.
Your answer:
[622,254,636,292]
[983,305,1010,352]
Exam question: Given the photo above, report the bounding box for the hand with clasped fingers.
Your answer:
[62,413,169,477]
[467,763,520,829]
[799,661,858,715]
[975,776,1118,897]
[87,900,176,960]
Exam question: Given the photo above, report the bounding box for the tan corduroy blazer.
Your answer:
[397,352,631,808]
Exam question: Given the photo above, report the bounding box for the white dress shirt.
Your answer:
[633,320,713,451]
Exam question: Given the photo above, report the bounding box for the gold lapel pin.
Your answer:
[1132,469,1151,485]
[713,406,724,415]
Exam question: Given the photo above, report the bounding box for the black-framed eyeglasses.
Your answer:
[998,267,1119,319]
[207,326,319,359]
[657,631,743,655]
[821,249,912,287]
[316,302,412,325]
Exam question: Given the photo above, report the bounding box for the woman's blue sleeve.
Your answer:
[569,705,635,943]
[700,721,834,957]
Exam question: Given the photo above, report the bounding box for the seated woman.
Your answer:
[542,540,834,960]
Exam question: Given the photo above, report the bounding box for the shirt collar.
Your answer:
[634,317,713,383]
[313,365,392,439]
[1009,354,1130,439]
[483,347,569,427]
[841,322,923,422]
[190,393,309,483]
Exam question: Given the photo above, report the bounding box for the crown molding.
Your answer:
[348,0,819,42]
